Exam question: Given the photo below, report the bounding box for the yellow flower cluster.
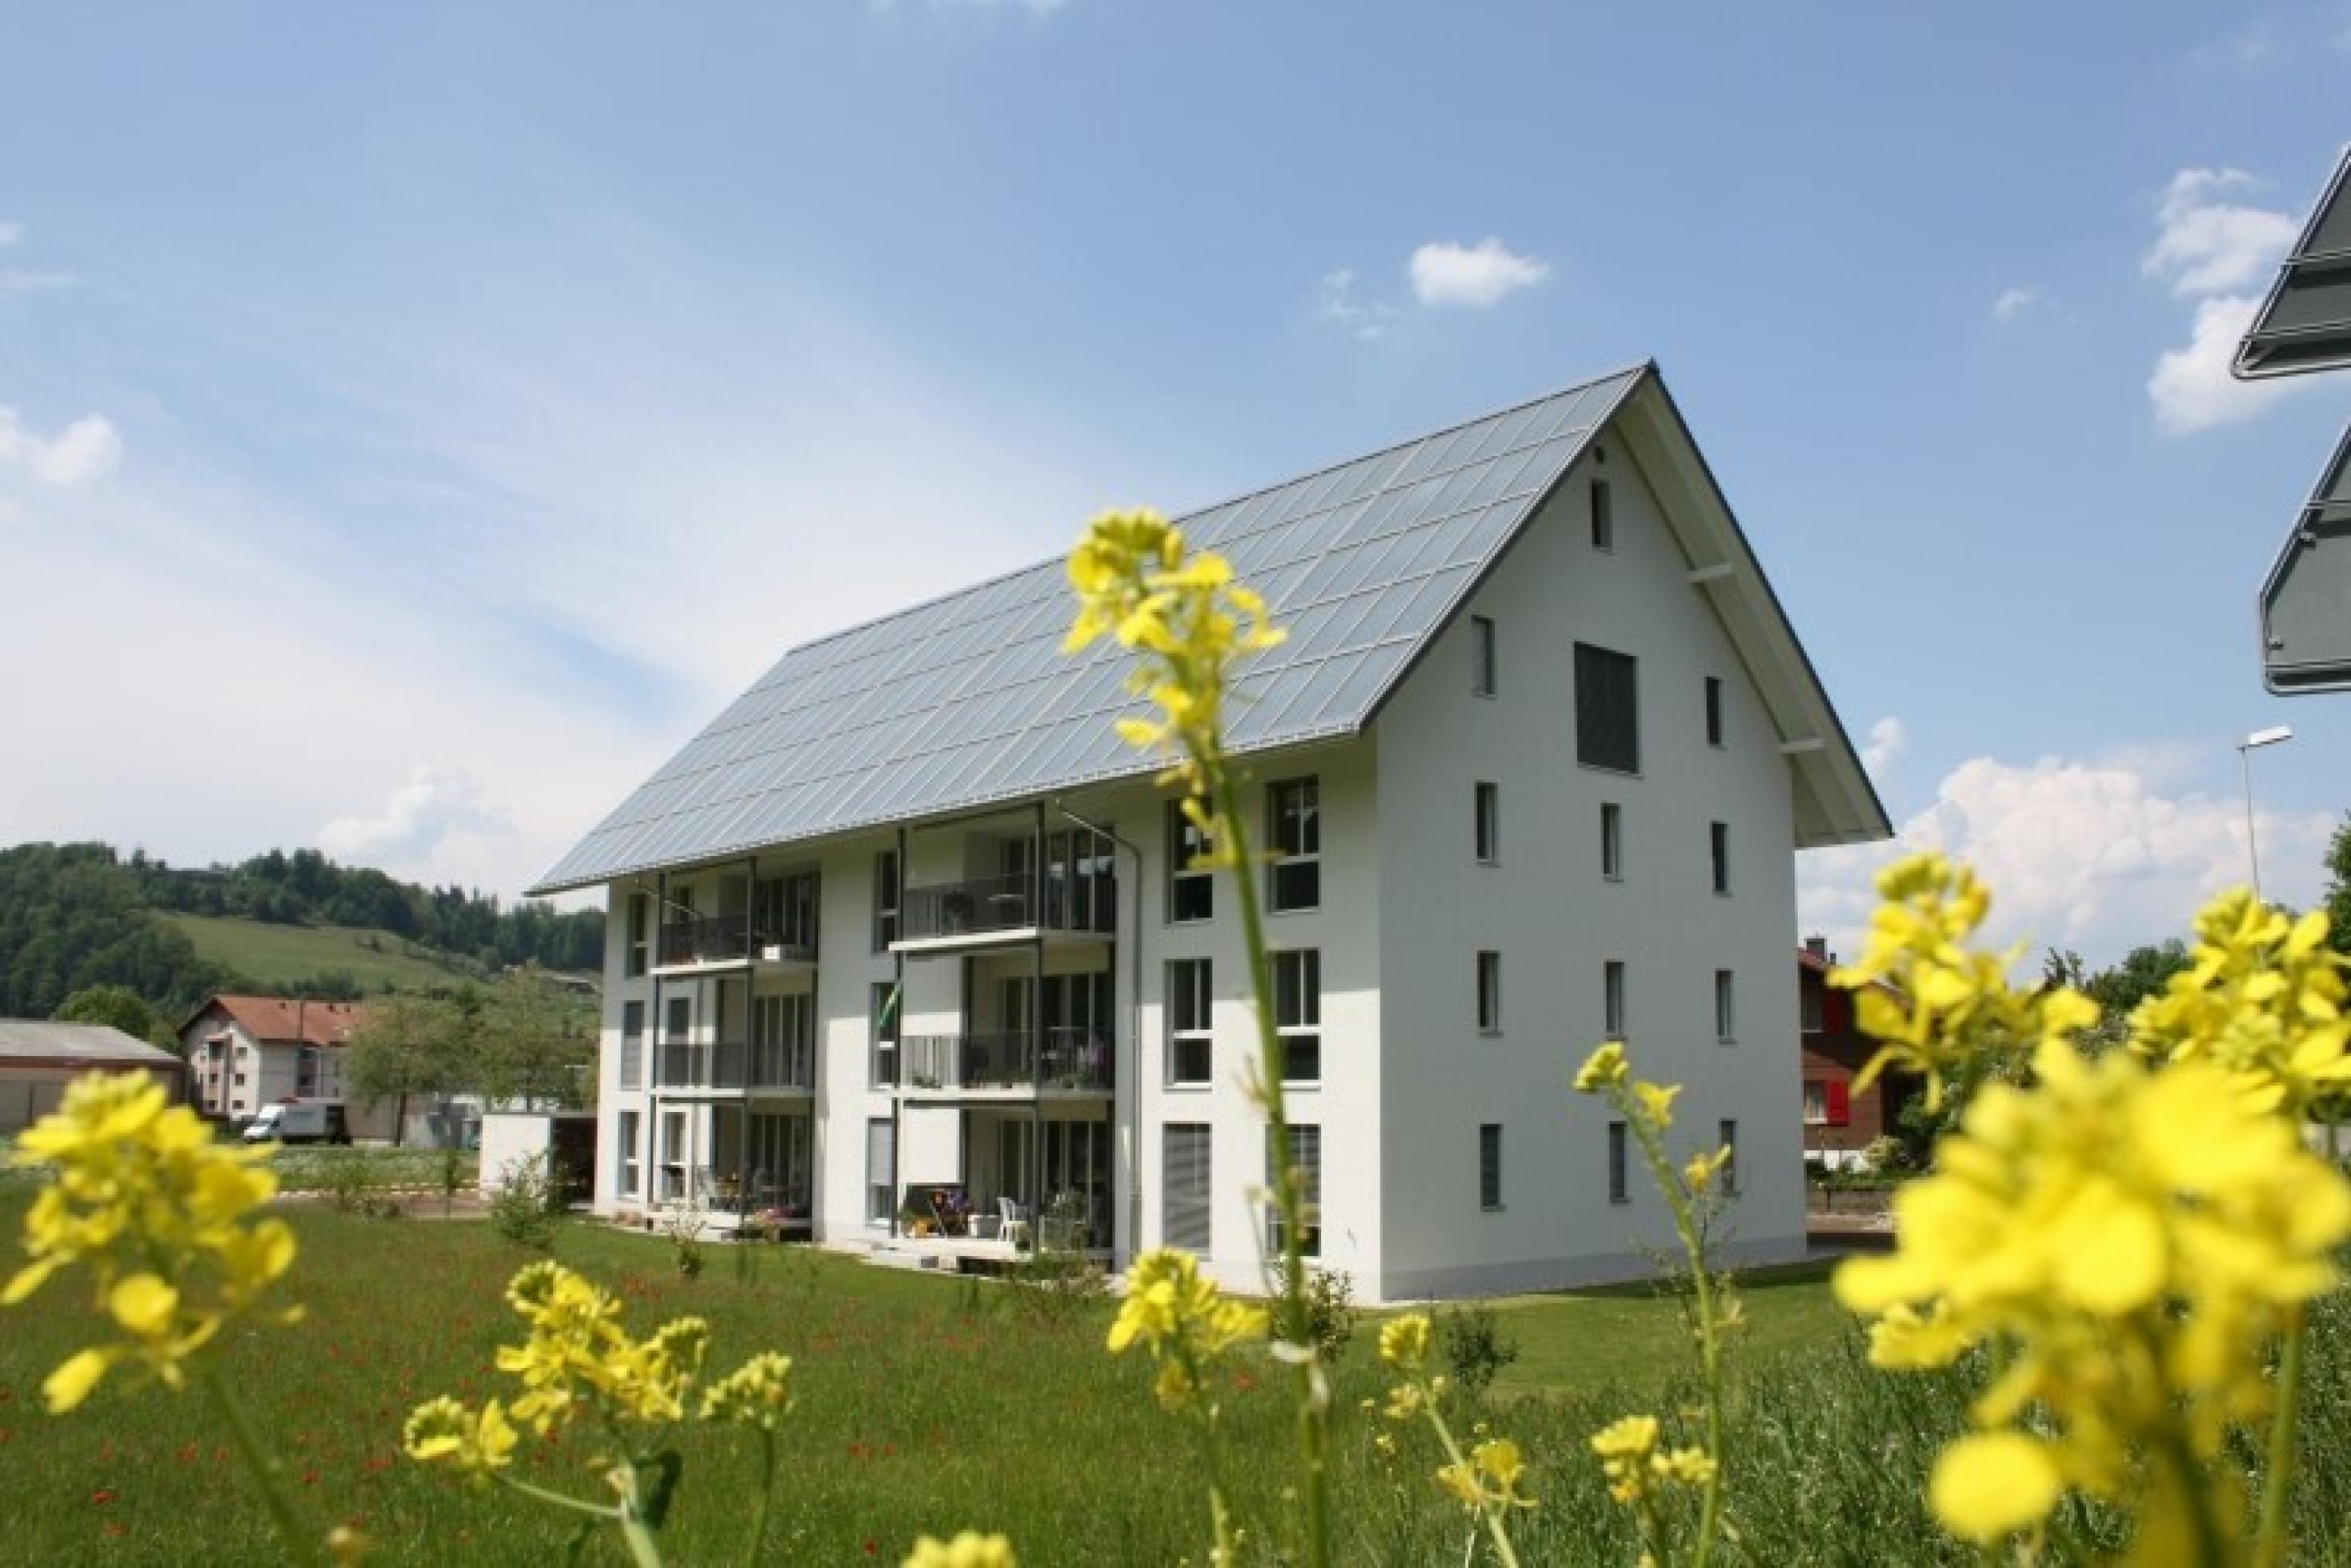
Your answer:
[2127,890,2351,1121]
[700,1350,793,1430]
[491,1260,710,1434]
[1828,853,2096,1108]
[1836,1034,2351,1545]
[903,1531,1016,1568]
[1436,1438,1536,1514]
[1587,1414,1714,1507]
[1063,509,1285,802]
[401,1394,519,1485]
[3,1070,298,1413]
[1106,1247,1268,1410]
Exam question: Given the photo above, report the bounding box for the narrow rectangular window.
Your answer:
[618,1110,641,1197]
[1474,782,1500,864]
[1800,981,1824,1033]
[1715,970,1736,1043]
[1608,1121,1628,1204]
[1479,1123,1503,1210]
[1471,615,1497,696]
[1167,959,1214,1086]
[867,1118,896,1224]
[1802,1082,1828,1126]
[1167,799,1215,923]
[1719,1119,1739,1195]
[872,850,900,950]
[659,1110,686,1202]
[1591,479,1614,551]
[1268,778,1321,913]
[619,1001,645,1090]
[1273,949,1321,1083]
[1711,822,1730,894]
[1601,802,1624,880]
[1476,950,1502,1034]
[870,982,899,1087]
[1604,961,1626,1040]
[1267,1124,1322,1258]
[1164,1123,1212,1251]
[626,894,650,978]
[1574,643,1640,772]
[660,996,690,1086]
[1704,676,1725,747]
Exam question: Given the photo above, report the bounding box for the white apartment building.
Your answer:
[528,362,1888,1302]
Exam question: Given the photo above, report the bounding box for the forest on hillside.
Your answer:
[0,842,602,1024]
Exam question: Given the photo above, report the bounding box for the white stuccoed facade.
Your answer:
[571,374,1884,1304]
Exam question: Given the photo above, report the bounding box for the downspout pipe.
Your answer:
[1051,798,1144,1266]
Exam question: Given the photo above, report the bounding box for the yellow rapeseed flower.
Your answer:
[402,1394,519,1483]
[1106,1248,1266,1410]
[1378,1314,1432,1373]
[903,1530,1017,1568]
[3,1070,298,1412]
[1928,1434,2062,1545]
[701,1351,793,1430]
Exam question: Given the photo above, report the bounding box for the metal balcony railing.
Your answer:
[894,1027,1114,1094]
[657,916,819,968]
[654,1039,816,1093]
[896,870,1117,943]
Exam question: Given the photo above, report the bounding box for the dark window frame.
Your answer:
[1471,615,1498,697]
[1167,798,1215,924]
[1591,479,1615,552]
[1479,1123,1504,1211]
[1711,822,1731,895]
[1474,782,1500,865]
[1476,950,1502,1034]
[1704,676,1725,747]
[1267,778,1321,914]
[1167,958,1214,1086]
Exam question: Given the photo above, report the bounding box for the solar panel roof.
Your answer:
[530,365,1647,893]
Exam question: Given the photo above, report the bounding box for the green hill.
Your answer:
[163,913,492,994]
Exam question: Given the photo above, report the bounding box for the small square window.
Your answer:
[1476,950,1502,1034]
[1474,782,1500,864]
[1591,480,1614,552]
[1711,822,1730,895]
[1479,1124,1504,1210]
[1601,802,1624,880]
[1705,677,1724,747]
[1472,616,1497,697]
[1715,970,1736,1043]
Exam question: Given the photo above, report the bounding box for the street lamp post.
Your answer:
[2237,725,2295,902]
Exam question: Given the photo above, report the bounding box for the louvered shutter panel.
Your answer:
[867,1118,895,1199]
[1826,1082,1850,1127]
[1163,1125,1212,1252]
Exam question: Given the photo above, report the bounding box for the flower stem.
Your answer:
[747,1426,779,1566]
[2253,1303,2307,1568]
[496,1474,624,1520]
[1416,1386,1523,1568]
[1213,762,1329,1568]
[1623,1100,1726,1568]
[200,1366,323,1568]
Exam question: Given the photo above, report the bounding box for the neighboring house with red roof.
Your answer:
[1798,938,1916,1168]
[179,994,369,1122]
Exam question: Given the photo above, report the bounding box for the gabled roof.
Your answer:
[531,362,1888,895]
[0,1019,181,1067]
[182,995,369,1048]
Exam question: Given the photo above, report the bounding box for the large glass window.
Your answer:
[1268,778,1320,912]
[1273,949,1321,1083]
[1574,643,1640,773]
[1167,959,1213,1086]
[1167,799,1215,923]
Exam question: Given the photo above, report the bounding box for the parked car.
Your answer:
[242,1099,351,1146]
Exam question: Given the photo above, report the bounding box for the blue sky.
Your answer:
[2,1,2348,962]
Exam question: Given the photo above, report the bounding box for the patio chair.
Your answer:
[997,1196,1031,1250]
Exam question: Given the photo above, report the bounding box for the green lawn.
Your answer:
[6,1196,2345,1565]
[166,913,487,992]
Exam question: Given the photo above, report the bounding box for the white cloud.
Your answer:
[0,270,77,296]
[1990,285,2044,322]
[0,407,123,487]
[2185,22,2275,72]
[0,222,20,247]
[1799,750,2332,967]
[2142,169,2297,298]
[318,768,513,869]
[1407,238,1552,309]
[2148,292,2304,434]
[1860,716,1907,777]
[1312,268,1395,342]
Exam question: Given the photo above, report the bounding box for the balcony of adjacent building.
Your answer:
[881,1026,1115,1102]
[887,821,1118,955]
[649,1037,817,1101]
[648,870,821,976]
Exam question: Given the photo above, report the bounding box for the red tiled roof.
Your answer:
[184,995,370,1048]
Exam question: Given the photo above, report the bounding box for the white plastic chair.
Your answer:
[998,1196,1031,1249]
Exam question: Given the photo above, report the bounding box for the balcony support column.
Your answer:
[890,825,907,1240]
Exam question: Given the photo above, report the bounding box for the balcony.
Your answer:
[653,1038,816,1096]
[892,1027,1114,1098]
[655,915,818,974]
[893,870,1117,952]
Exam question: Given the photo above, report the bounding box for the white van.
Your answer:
[242,1100,351,1146]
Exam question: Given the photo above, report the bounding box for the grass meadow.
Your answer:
[3,1192,2349,1565]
